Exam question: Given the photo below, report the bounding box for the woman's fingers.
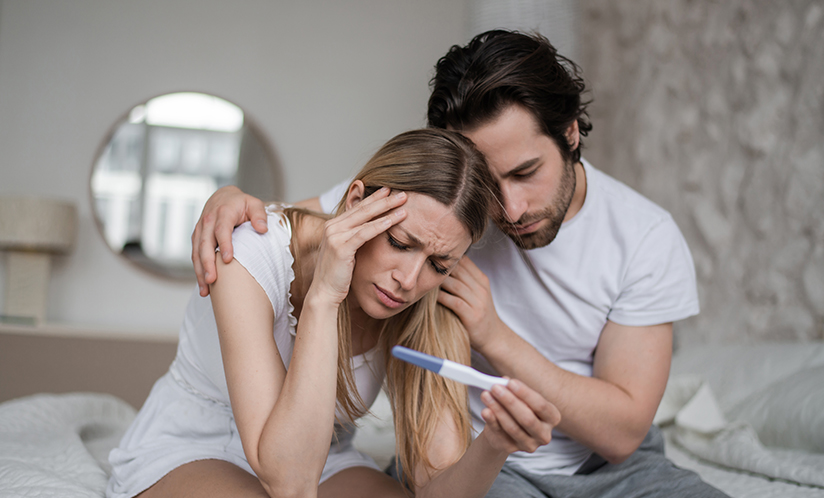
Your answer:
[329,188,407,233]
[321,208,407,267]
[322,188,407,257]
[309,188,408,304]
[346,208,407,247]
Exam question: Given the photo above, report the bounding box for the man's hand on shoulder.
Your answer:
[192,185,268,296]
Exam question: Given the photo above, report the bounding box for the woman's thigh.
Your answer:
[318,466,408,498]
[137,459,269,498]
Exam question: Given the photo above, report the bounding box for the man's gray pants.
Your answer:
[484,426,729,498]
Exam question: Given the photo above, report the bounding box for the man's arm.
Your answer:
[479,319,670,463]
[190,186,321,296]
[439,257,671,463]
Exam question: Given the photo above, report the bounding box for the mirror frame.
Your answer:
[89,91,282,281]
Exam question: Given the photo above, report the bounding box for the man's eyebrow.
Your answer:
[396,226,458,261]
[500,158,540,179]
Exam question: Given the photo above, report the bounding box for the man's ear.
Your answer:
[566,120,580,151]
[344,180,366,211]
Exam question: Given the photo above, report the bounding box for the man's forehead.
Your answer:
[454,106,551,171]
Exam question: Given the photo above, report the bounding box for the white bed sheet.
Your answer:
[2,341,823,498]
[659,341,824,498]
[0,392,134,498]
[664,428,824,498]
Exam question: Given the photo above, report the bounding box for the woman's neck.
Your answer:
[348,304,380,356]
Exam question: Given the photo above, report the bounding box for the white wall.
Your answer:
[581,0,824,345]
[0,0,466,336]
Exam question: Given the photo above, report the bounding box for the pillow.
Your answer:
[726,365,824,453]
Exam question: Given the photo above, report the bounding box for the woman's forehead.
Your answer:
[392,193,471,257]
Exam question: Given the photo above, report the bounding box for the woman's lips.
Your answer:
[375,285,406,309]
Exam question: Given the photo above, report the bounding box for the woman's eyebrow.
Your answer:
[395,226,457,261]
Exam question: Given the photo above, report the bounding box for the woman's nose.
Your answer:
[394,255,425,291]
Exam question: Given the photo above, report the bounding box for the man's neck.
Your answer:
[563,160,587,223]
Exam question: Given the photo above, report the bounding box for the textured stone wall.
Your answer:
[580,0,824,347]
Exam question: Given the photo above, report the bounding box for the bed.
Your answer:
[1,333,822,497]
[657,341,824,497]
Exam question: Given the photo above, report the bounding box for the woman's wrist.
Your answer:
[474,428,513,463]
[303,285,344,312]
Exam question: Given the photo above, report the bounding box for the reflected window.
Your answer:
[91,92,279,279]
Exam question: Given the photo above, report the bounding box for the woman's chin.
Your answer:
[365,303,405,320]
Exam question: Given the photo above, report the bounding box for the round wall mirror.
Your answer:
[91,92,282,279]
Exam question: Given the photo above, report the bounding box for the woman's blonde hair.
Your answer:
[288,129,496,487]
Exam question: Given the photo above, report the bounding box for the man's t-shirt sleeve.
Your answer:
[608,216,700,327]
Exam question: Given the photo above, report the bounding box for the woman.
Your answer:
[107,129,559,498]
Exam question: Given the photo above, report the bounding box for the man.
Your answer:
[192,30,727,497]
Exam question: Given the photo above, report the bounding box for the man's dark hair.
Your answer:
[427,30,592,164]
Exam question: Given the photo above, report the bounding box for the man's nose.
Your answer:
[501,185,528,224]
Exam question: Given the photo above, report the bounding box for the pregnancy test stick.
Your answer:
[391,345,508,391]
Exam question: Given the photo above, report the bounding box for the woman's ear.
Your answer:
[344,180,366,211]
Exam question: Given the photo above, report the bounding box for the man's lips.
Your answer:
[506,218,543,235]
[375,285,406,309]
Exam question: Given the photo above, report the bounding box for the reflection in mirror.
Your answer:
[91,92,281,279]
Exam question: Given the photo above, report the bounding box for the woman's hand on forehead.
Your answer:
[308,187,408,306]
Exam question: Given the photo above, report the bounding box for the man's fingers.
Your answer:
[456,255,483,275]
[437,288,463,313]
[190,185,268,295]
[449,256,487,290]
[482,382,559,452]
[195,213,219,290]
[439,274,473,303]
[199,236,219,283]
[194,253,209,297]
[481,390,537,452]
[507,379,562,426]
[214,215,236,264]
[248,198,268,234]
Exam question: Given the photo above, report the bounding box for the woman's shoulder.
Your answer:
[230,205,296,306]
[232,204,293,250]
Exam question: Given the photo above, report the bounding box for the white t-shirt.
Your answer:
[318,159,699,474]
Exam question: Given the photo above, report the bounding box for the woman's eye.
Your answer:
[387,234,408,251]
[430,261,449,275]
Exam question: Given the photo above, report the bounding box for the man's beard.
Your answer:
[494,159,577,250]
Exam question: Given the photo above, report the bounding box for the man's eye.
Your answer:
[387,234,408,251]
[514,168,537,179]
